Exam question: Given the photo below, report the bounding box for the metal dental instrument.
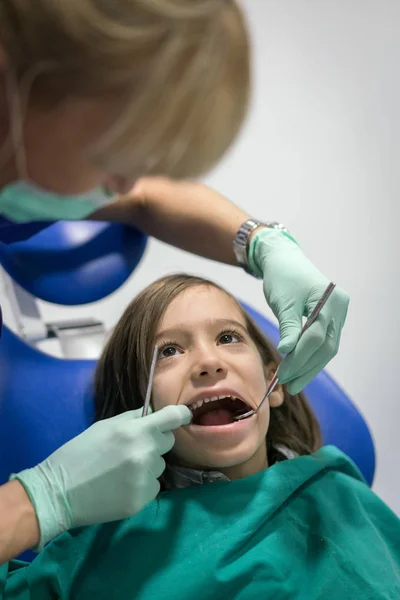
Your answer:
[142,345,159,417]
[234,282,337,421]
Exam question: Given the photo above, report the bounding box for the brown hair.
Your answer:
[0,0,250,179]
[94,274,322,459]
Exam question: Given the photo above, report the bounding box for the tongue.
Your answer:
[197,408,234,426]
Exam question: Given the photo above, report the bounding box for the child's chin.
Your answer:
[195,448,258,471]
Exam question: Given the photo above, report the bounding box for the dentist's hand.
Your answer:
[11,405,192,550]
[248,228,349,396]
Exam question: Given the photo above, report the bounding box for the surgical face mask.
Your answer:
[0,71,115,223]
[0,180,115,223]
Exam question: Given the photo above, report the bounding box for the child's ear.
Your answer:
[265,362,284,408]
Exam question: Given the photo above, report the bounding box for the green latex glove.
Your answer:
[10,405,191,550]
[248,228,349,395]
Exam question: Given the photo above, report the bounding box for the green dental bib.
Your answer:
[2,446,399,599]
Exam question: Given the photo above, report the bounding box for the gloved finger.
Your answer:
[282,288,348,386]
[284,323,340,395]
[148,454,167,479]
[145,404,192,433]
[146,477,161,504]
[152,428,176,456]
[132,476,161,511]
[286,359,331,396]
[308,285,349,324]
[277,318,328,383]
[276,308,303,355]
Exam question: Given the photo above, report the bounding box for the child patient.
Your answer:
[2,274,399,599]
[95,273,322,485]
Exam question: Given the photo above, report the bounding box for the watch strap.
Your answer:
[233,219,293,278]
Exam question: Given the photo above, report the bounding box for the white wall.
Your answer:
[26,0,400,513]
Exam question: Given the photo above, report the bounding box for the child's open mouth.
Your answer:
[188,396,249,426]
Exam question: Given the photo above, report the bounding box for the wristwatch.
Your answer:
[233,219,290,277]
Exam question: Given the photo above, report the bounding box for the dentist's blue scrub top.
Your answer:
[0,216,52,337]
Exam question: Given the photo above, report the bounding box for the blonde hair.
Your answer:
[0,0,250,179]
[94,274,322,459]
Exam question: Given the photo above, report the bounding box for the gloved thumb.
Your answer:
[144,404,192,432]
[277,311,303,355]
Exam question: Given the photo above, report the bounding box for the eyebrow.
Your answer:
[154,318,248,343]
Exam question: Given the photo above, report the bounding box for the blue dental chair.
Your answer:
[0,220,375,561]
[0,220,148,480]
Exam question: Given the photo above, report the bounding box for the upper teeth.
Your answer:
[188,395,239,411]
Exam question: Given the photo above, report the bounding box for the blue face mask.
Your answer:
[0,180,114,223]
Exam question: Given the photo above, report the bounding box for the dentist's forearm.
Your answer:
[91,178,250,265]
[135,180,248,264]
[0,480,40,564]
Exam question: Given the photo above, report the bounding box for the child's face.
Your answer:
[151,286,284,479]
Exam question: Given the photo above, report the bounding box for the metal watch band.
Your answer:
[232,219,260,274]
[233,219,290,276]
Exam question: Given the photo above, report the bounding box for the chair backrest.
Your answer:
[0,325,95,482]
[0,325,96,562]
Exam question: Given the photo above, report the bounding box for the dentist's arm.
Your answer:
[0,480,40,564]
[91,177,247,264]
[1,405,191,564]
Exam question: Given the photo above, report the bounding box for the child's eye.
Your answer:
[218,330,242,345]
[158,345,182,359]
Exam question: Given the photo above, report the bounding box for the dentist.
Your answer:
[0,0,348,561]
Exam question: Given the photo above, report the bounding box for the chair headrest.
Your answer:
[0,220,147,305]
